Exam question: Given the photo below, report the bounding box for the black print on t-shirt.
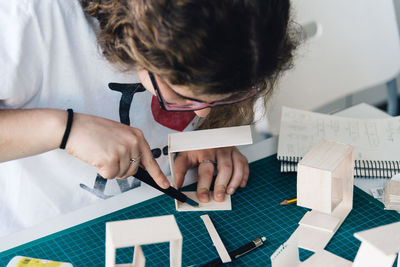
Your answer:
[151,145,169,158]
[80,83,152,199]
[108,82,146,125]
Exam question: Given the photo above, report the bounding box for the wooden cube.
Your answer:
[297,140,354,214]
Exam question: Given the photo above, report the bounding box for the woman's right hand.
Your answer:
[66,113,170,188]
[0,109,169,188]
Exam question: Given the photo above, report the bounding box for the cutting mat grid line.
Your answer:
[0,155,399,266]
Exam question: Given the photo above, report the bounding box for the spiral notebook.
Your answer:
[277,106,400,178]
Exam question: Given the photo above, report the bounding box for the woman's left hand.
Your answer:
[174,147,249,203]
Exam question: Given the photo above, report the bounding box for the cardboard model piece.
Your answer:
[384,179,400,210]
[353,221,400,267]
[271,240,352,267]
[270,241,301,267]
[272,222,400,267]
[105,215,182,267]
[168,125,253,211]
[289,140,354,251]
[200,214,232,263]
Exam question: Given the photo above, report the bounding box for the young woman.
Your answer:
[0,0,296,236]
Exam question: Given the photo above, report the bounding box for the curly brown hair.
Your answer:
[81,0,297,129]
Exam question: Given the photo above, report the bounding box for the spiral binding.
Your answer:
[278,156,400,178]
[277,155,302,163]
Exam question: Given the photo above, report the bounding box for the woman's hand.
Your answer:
[66,113,170,188]
[174,147,249,202]
[0,109,169,188]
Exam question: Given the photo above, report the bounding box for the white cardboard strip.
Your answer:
[169,125,252,153]
[176,192,231,211]
[200,215,231,263]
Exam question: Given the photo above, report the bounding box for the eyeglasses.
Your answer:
[148,71,258,112]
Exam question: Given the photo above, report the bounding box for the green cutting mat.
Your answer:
[1,155,399,266]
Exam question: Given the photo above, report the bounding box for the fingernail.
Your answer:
[163,181,170,188]
[217,192,224,198]
[228,188,235,195]
[200,192,209,202]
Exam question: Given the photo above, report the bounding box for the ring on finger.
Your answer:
[130,155,142,164]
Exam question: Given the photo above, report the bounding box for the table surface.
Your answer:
[1,153,399,266]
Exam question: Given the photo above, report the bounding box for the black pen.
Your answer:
[200,236,266,267]
[135,167,199,207]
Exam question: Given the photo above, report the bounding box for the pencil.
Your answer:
[280,197,297,205]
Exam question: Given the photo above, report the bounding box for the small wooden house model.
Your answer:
[105,215,182,267]
[290,140,354,251]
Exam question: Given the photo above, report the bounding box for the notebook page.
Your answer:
[277,107,400,162]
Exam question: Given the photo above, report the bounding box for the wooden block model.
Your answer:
[105,215,182,267]
[289,140,354,252]
[384,179,400,210]
[297,140,354,213]
[168,125,252,211]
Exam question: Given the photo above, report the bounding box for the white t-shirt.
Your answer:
[0,0,197,237]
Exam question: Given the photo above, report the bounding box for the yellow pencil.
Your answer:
[280,197,297,205]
